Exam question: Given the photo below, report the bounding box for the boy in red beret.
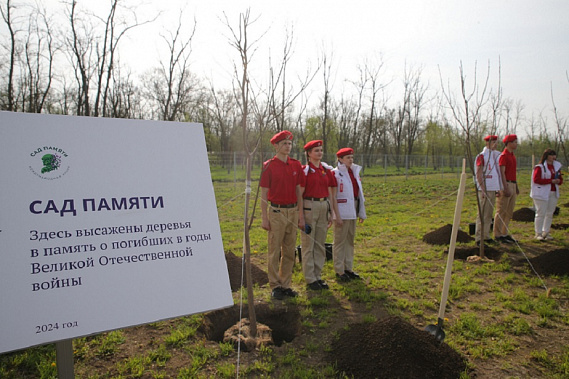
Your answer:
[494,134,519,243]
[474,135,501,246]
[260,130,305,300]
[332,148,366,281]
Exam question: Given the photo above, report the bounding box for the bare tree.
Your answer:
[21,3,57,113]
[551,80,568,164]
[267,26,319,135]
[0,0,18,111]
[65,0,155,116]
[320,47,334,155]
[404,63,428,157]
[144,13,202,121]
[439,60,492,257]
[360,56,387,166]
[223,8,262,340]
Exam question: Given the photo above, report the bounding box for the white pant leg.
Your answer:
[542,193,558,234]
[533,198,548,235]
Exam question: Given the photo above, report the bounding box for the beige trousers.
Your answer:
[475,190,496,242]
[494,181,517,237]
[333,217,356,275]
[267,206,298,290]
[301,199,329,283]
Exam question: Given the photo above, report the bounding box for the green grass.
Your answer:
[2,172,568,378]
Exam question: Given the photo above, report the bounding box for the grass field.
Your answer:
[2,172,568,378]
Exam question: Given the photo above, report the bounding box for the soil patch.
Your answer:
[200,303,300,346]
[449,246,503,261]
[551,223,569,230]
[527,249,569,276]
[512,207,535,222]
[329,316,467,379]
[225,251,269,291]
[422,224,474,245]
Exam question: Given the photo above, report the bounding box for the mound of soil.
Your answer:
[551,223,569,230]
[448,246,503,261]
[225,251,269,292]
[329,316,467,379]
[422,224,474,245]
[528,249,569,276]
[512,207,535,222]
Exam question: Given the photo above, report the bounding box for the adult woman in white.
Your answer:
[530,149,563,240]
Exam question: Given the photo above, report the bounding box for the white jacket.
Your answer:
[530,161,562,200]
[332,162,366,220]
[474,147,502,191]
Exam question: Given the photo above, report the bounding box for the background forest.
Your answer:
[1,0,568,166]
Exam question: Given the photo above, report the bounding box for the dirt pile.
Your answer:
[329,316,467,378]
[225,251,269,291]
[551,223,569,230]
[528,249,569,276]
[512,207,535,222]
[422,224,474,245]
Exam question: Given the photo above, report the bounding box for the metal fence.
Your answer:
[207,152,545,183]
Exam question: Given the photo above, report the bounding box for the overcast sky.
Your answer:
[7,0,569,130]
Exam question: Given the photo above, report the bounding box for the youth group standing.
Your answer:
[473,134,564,245]
[260,131,366,299]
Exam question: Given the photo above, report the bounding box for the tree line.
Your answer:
[1,0,568,167]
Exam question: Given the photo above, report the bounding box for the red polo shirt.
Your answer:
[260,156,305,205]
[499,149,517,182]
[303,162,337,198]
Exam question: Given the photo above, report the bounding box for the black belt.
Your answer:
[270,202,297,208]
[304,197,327,201]
[506,180,517,183]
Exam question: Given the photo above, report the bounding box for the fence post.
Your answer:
[405,155,409,180]
[233,152,237,188]
[384,154,387,182]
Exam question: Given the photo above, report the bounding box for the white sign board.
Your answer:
[0,112,233,354]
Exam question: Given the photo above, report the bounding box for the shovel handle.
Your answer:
[437,159,467,320]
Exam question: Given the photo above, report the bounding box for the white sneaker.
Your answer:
[535,234,544,241]
[544,233,554,240]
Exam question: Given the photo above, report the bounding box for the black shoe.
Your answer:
[484,238,497,245]
[345,270,361,280]
[476,241,489,248]
[496,236,509,243]
[307,281,322,290]
[504,235,517,243]
[318,280,330,290]
[282,288,298,297]
[336,273,351,282]
[271,287,284,300]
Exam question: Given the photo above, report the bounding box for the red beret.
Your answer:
[270,130,293,144]
[502,134,517,144]
[484,135,498,141]
[304,140,323,151]
[336,147,354,158]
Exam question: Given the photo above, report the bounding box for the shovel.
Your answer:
[425,159,467,342]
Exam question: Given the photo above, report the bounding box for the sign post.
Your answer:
[0,112,233,358]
